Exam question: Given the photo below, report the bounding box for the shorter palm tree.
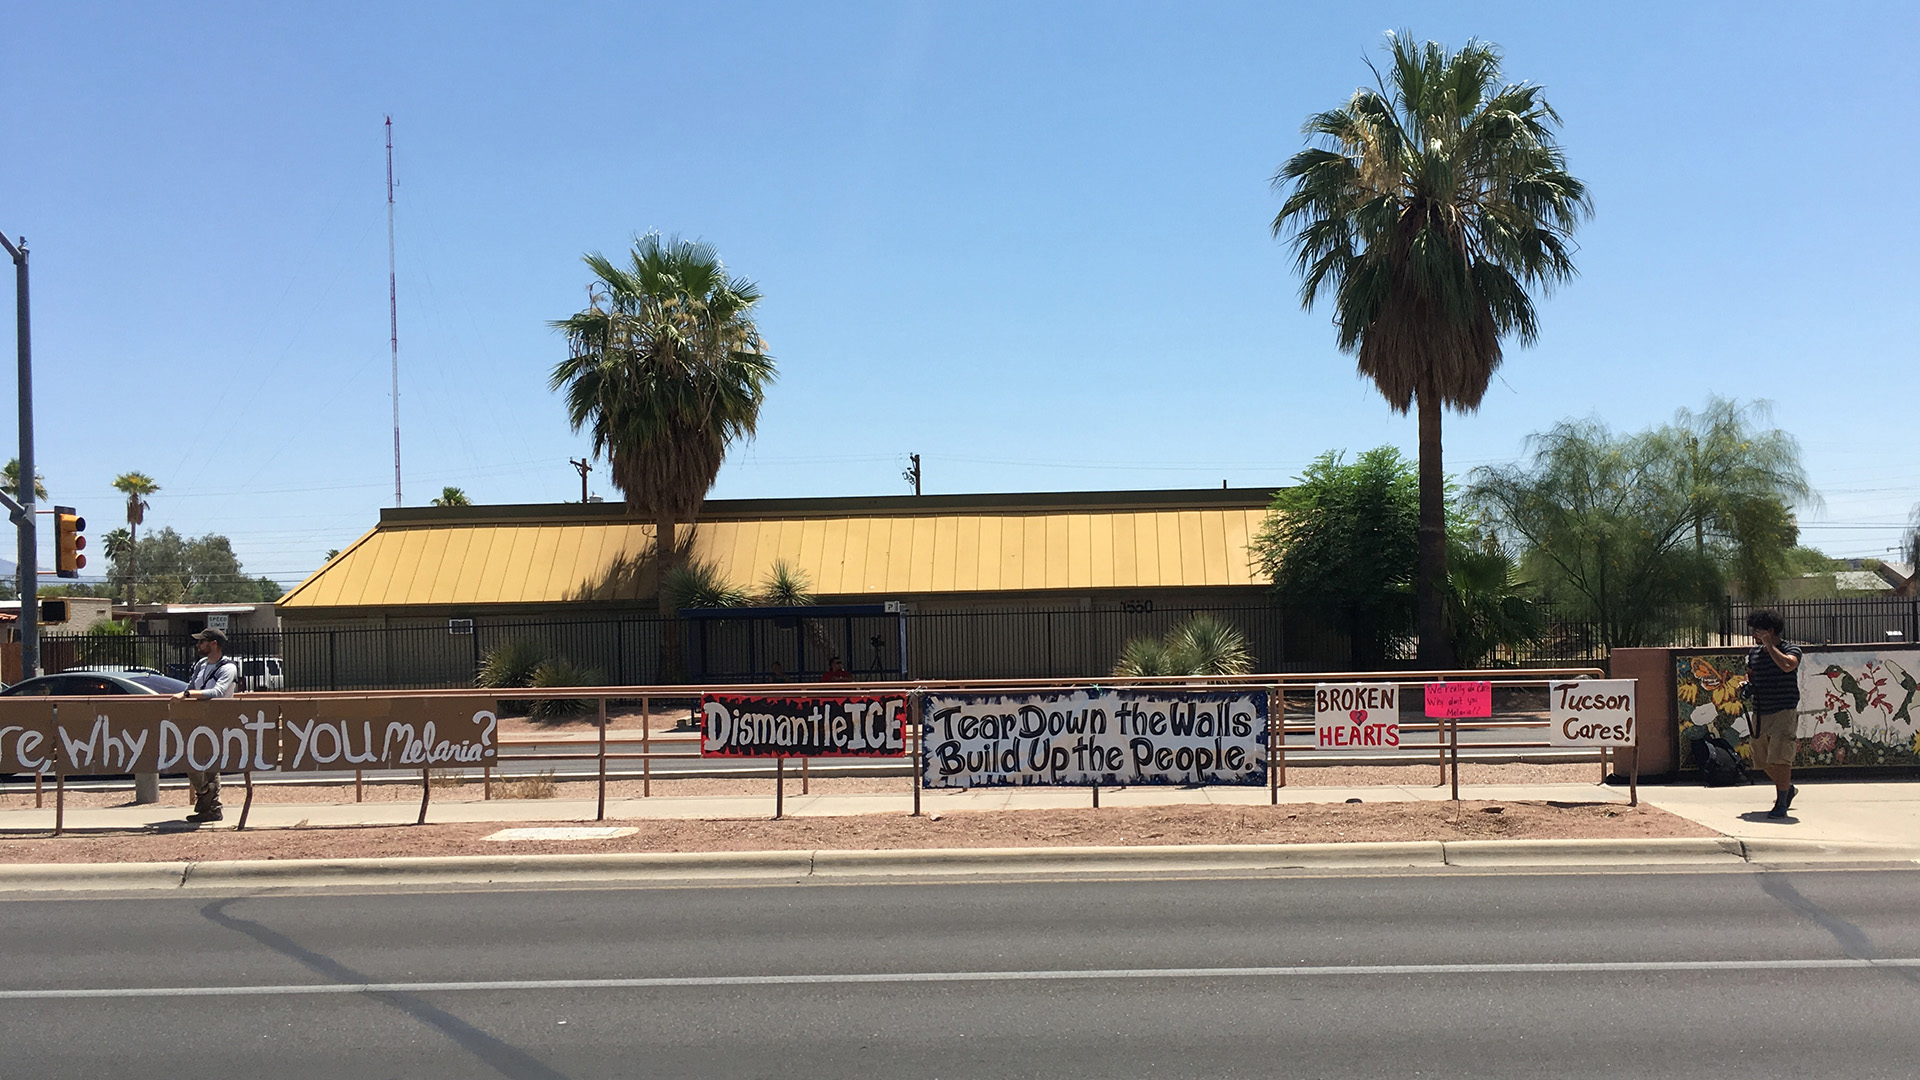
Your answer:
[432,487,471,506]
[4,459,46,501]
[112,472,160,604]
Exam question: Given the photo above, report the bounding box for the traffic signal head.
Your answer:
[54,506,86,578]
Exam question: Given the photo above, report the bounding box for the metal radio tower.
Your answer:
[386,116,402,506]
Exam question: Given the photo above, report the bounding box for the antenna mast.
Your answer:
[386,116,402,506]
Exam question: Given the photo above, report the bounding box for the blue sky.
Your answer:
[4,1,1916,587]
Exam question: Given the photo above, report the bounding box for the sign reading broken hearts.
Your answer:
[1313,683,1400,749]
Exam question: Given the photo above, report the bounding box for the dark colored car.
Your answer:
[0,671,189,696]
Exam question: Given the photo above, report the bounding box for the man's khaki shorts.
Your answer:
[1749,708,1799,766]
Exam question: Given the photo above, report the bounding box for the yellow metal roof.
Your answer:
[279,493,1274,610]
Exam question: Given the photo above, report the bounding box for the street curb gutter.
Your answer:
[0,838,1914,893]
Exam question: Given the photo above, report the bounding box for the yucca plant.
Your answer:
[1167,614,1253,676]
[1112,616,1254,677]
[662,559,752,611]
[528,657,604,721]
[757,559,816,606]
[478,639,548,689]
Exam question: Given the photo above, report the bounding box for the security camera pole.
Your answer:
[0,232,35,677]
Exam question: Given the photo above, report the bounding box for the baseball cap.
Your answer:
[192,627,229,645]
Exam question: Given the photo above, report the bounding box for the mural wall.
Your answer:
[1675,646,1920,769]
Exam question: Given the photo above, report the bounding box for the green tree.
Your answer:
[1272,33,1589,667]
[550,234,775,677]
[431,486,471,506]
[106,526,283,604]
[3,458,46,501]
[1468,419,1715,648]
[1251,448,1419,669]
[111,471,160,605]
[1663,398,1812,601]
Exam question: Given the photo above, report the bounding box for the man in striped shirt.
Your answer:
[1742,610,1802,820]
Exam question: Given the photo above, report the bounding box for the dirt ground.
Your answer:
[0,799,1711,864]
[0,762,1608,809]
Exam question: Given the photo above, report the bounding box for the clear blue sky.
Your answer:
[5,1,1916,587]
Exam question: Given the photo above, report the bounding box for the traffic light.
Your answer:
[53,506,85,578]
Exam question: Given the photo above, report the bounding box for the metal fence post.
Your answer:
[596,696,608,822]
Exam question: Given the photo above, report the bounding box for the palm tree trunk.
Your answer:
[1416,389,1456,669]
[655,509,685,682]
[127,521,138,606]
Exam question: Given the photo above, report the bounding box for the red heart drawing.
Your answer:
[1349,709,1366,723]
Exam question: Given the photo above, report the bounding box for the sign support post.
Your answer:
[596,696,608,822]
[416,767,430,825]
[910,692,922,817]
[774,757,784,820]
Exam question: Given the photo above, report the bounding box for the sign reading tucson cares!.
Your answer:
[702,695,908,757]
[923,689,1266,787]
[1548,679,1636,747]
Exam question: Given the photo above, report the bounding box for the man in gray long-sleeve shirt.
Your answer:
[176,627,238,822]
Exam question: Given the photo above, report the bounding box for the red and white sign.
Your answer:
[1549,680,1636,746]
[1424,681,1492,719]
[1314,684,1399,749]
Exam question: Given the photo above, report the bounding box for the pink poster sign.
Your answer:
[1423,681,1492,719]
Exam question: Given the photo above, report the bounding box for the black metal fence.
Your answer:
[36,596,1918,691]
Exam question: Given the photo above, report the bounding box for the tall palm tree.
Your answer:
[4,458,46,501]
[431,486,471,506]
[1272,33,1589,667]
[111,471,160,605]
[550,234,775,677]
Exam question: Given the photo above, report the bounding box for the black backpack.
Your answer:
[1691,735,1751,786]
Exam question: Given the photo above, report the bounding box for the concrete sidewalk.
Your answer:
[4,778,1917,850]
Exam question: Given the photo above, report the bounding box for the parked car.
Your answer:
[235,656,285,691]
[0,671,188,696]
[69,665,170,679]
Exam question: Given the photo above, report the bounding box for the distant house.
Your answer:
[274,489,1336,688]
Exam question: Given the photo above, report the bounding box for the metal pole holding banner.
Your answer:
[53,768,63,836]
[1268,687,1279,805]
[238,769,254,831]
[910,691,922,818]
[596,696,607,822]
[1449,716,1460,802]
[641,694,652,798]
[801,756,809,796]
[1091,784,1099,809]
[774,756,784,820]
[0,233,39,678]
[417,767,430,825]
[355,769,364,802]
[1630,742,1640,808]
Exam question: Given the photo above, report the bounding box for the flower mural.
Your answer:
[1677,647,1920,770]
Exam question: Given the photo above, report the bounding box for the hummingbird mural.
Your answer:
[1881,659,1917,728]
[1820,665,1869,728]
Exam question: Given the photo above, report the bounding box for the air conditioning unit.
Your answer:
[448,618,474,636]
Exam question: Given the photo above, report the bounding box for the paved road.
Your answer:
[7,868,1917,1078]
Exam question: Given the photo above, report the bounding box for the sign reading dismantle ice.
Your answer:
[1549,680,1636,746]
[1314,684,1400,748]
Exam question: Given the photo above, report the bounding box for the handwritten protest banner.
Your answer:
[277,697,499,770]
[701,695,908,757]
[1423,681,1492,719]
[1549,680,1636,747]
[923,689,1266,788]
[1314,684,1400,748]
[0,699,57,774]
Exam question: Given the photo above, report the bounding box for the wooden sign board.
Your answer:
[277,697,498,770]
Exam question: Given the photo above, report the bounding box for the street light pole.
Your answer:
[0,233,35,678]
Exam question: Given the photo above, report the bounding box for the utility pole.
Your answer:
[387,116,402,507]
[570,457,591,503]
[0,232,36,677]
[902,453,921,496]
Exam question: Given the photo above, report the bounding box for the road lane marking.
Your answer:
[5,958,1920,1000]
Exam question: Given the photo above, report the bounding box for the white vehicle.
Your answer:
[235,656,285,691]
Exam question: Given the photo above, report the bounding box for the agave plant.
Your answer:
[1113,637,1175,677]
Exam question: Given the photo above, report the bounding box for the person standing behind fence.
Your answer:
[174,627,239,823]
[1741,610,1802,820]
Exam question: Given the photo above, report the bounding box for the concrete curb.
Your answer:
[0,837,1913,893]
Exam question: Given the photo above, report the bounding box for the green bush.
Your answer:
[528,657,603,721]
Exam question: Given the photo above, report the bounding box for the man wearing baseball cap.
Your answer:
[176,627,239,822]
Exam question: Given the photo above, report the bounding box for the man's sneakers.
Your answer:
[1766,785,1799,820]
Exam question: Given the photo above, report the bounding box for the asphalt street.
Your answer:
[5,868,1917,1079]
